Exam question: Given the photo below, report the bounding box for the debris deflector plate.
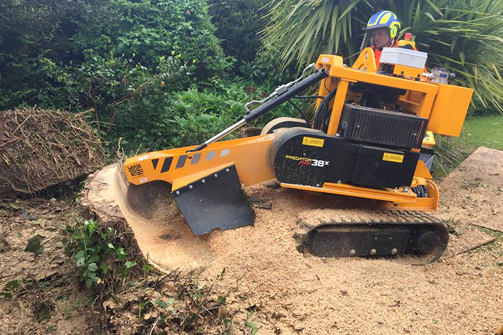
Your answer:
[174,165,255,235]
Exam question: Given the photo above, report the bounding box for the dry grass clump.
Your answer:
[0,108,104,198]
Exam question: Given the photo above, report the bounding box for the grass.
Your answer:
[471,226,503,256]
[462,115,503,150]
[432,114,503,179]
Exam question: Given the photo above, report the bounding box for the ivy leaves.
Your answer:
[66,220,138,290]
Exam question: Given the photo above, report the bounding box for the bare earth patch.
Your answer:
[82,147,503,334]
[0,199,95,335]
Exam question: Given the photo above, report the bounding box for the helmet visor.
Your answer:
[369,27,391,49]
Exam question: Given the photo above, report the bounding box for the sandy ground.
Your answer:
[85,147,503,335]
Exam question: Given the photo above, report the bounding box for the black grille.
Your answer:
[339,104,428,149]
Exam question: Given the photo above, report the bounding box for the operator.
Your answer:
[364,10,402,65]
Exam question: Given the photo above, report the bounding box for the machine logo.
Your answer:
[285,155,329,168]
[127,164,144,177]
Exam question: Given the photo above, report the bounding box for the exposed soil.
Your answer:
[436,147,503,232]
[84,147,503,335]
[0,198,96,335]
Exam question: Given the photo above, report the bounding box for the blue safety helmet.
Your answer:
[366,10,401,39]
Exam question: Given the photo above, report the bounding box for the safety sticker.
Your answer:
[382,152,404,163]
[302,137,324,147]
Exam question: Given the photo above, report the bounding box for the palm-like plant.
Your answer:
[263,0,372,67]
[263,0,503,113]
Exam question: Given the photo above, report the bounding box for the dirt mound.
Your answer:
[84,148,503,334]
[0,108,104,198]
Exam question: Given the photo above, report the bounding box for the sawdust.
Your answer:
[202,185,503,335]
[85,147,503,335]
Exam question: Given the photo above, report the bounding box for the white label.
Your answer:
[321,57,330,63]
[138,155,149,161]
[139,177,148,183]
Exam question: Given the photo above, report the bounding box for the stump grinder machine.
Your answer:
[122,46,473,262]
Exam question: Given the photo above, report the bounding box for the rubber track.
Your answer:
[294,209,448,265]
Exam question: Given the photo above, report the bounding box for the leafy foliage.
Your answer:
[64,219,141,290]
[0,0,246,156]
[0,0,229,111]
[163,84,248,148]
[0,0,309,154]
[79,0,229,77]
[104,273,232,333]
[207,0,270,67]
[116,77,302,154]
[80,53,189,153]
[263,0,368,68]
[238,48,300,87]
[263,0,503,113]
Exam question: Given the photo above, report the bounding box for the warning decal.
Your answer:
[302,137,324,147]
[382,152,404,163]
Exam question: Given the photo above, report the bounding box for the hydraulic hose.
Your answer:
[243,69,328,123]
[188,68,328,152]
[313,88,337,131]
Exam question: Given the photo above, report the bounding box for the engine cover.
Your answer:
[269,128,419,189]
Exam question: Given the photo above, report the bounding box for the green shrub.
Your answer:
[0,0,229,111]
[207,0,270,67]
[74,0,230,78]
[116,79,250,153]
[238,48,300,87]
[0,0,319,155]
[115,77,309,154]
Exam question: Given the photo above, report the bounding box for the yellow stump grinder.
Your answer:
[122,45,473,262]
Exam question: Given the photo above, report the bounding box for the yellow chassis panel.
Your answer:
[124,134,275,189]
